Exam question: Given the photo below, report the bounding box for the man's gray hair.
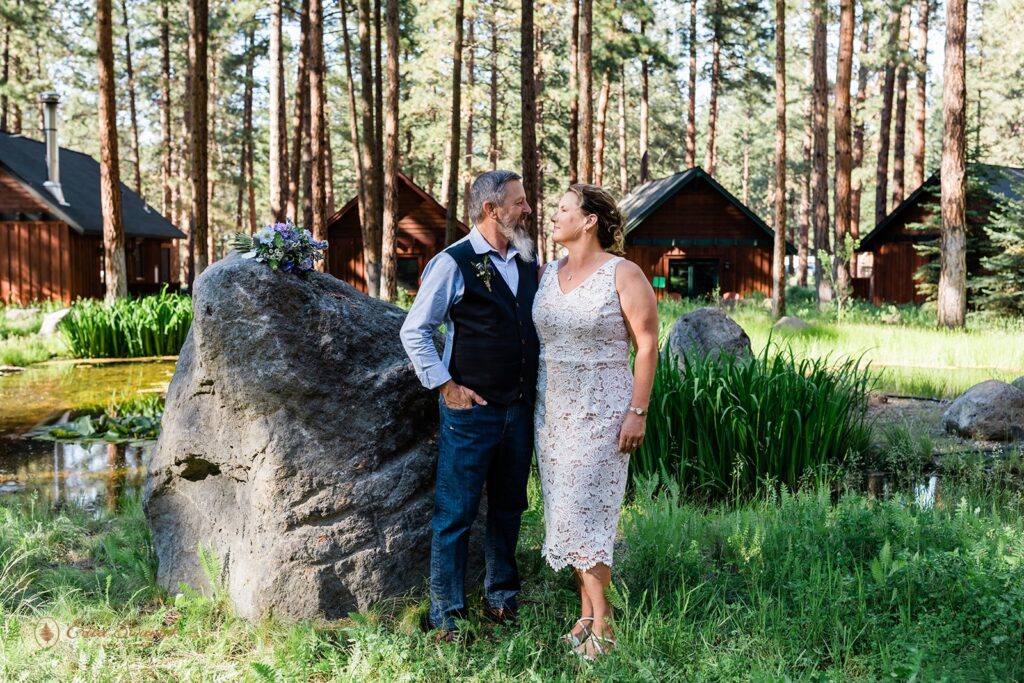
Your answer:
[468,170,522,224]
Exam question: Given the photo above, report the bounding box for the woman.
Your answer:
[532,183,659,659]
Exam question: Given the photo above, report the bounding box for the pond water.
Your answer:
[0,361,173,508]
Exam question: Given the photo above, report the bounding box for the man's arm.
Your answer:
[400,253,461,390]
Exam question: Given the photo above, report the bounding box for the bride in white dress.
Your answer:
[532,183,659,659]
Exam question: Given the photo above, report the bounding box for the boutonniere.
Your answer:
[472,254,494,292]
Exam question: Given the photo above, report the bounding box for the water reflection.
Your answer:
[0,438,153,510]
[865,471,942,510]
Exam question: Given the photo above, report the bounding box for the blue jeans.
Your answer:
[429,395,533,629]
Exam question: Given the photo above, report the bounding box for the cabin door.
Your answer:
[666,258,719,299]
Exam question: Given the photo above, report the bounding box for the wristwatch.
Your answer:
[628,406,648,416]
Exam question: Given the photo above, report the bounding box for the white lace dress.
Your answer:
[533,256,633,572]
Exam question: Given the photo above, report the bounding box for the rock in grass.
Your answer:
[145,254,446,621]
[942,380,1024,442]
[1013,376,1024,393]
[37,308,71,337]
[4,307,39,321]
[664,307,752,366]
[772,316,809,333]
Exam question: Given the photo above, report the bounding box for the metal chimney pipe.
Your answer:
[39,91,69,206]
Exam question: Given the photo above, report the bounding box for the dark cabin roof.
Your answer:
[618,166,796,254]
[0,132,184,239]
[327,170,469,233]
[858,163,1023,250]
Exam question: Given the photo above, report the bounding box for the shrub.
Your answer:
[59,289,192,358]
[633,346,874,500]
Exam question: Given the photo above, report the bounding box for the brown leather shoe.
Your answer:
[484,605,518,626]
[431,628,459,644]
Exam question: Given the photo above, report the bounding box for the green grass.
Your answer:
[59,289,193,359]
[2,465,1022,681]
[658,294,1024,399]
[635,347,873,499]
[0,303,68,366]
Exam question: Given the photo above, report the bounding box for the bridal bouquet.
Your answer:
[232,221,328,274]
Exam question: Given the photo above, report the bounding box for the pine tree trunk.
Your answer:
[741,138,749,204]
[771,0,787,319]
[535,23,548,259]
[521,0,538,240]
[639,21,649,184]
[892,3,911,206]
[578,0,593,183]
[463,18,475,227]
[324,108,335,216]
[875,4,900,224]
[938,0,967,328]
[339,0,367,231]
[798,75,811,287]
[618,67,627,195]
[911,0,929,188]
[705,8,721,176]
[594,69,610,186]
[851,9,869,260]
[160,0,172,217]
[686,0,697,168]
[1,22,9,131]
[301,0,314,232]
[309,0,327,265]
[287,6,308,223]
[97,0,127,300]
[179,71,193,287]
[569,0,579,183]
[270,0,287,221]
[236,27,255,233]
[380,0,400,300]
[489,8,499,169]
[118,0,142,196]
[373,0,384,228]
[358,0,381,294]
[188,0,209,275]
[811,0,831,303]
[444,0,464,245]
[834,0,854,298]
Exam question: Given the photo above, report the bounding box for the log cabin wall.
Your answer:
[327,178,465,294]
[623,179,776,299]
[864,196,935,305]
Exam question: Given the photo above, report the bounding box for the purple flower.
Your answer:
[300,257,313,271]
[281,260,294,273]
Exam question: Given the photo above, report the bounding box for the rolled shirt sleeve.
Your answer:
[399,252,462,390]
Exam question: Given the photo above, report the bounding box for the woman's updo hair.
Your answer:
[567,183,627,255]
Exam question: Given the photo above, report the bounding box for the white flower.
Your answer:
[255,226,275,245]
[241,250,258,259]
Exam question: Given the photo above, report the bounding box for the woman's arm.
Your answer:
[615,260,659,452]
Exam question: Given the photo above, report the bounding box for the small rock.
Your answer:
[0,365,25,375]
[773,316,809,333]
[880,312,902,325]
[38,308,71,337]
[663,307,752,366]
[4,307,40,321]
[942,380,1024,441]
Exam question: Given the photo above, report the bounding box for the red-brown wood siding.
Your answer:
[623,179,776,299]
[863,192,936,304]
[327,181,467,293]
[0,169,52,214]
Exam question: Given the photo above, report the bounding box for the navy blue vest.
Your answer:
[445,238,539,406]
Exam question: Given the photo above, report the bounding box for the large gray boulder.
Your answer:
[38,307,71,337]
[145,254,443,621]
[664,307,752,366]
[942,380,1024,442]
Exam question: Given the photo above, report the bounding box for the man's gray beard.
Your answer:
[498,215,536,262]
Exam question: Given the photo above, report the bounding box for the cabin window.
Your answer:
[667,259,719,299]
[396,257,420,292]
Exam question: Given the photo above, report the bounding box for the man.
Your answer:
[400,170,538,640]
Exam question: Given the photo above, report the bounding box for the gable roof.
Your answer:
[858,163,1024,250]
[327,170,470,234]
[0,132,184,239]
[618,166,796,254]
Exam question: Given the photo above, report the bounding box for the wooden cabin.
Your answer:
[856,164,1023,304]
[619,167,795,300]
[326,172,469,293]
[0,106,184,305]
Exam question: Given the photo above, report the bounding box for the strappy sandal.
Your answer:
[574,632,617,661]
[560,617,593,648]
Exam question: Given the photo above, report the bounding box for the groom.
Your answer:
[400,170,539,639]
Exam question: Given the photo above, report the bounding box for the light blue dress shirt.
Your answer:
[400,228,522,390]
